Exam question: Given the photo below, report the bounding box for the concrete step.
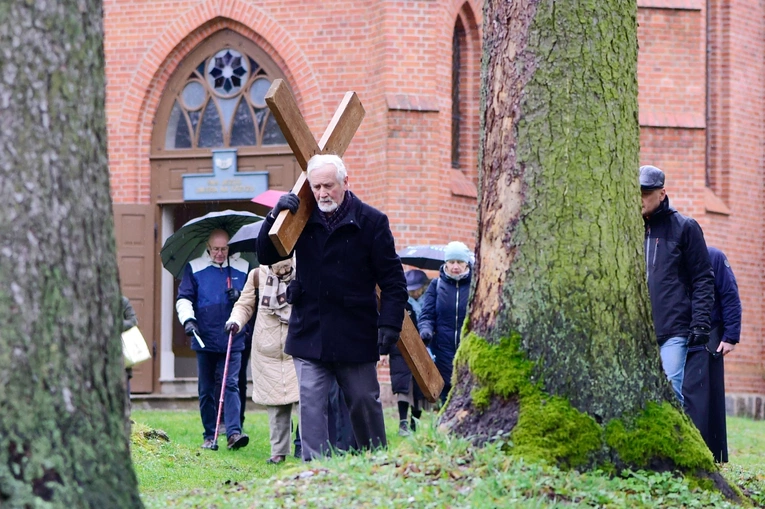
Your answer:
[726,393,765,420]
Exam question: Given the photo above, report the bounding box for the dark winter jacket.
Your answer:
[417,267,471,382]
[390,297,421,394]
[256,191,408,363]
[176,253,249,353]
[708,246,742,344]
[121,295,138,333]
[643,197,715,344]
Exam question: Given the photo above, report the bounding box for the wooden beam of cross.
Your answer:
[375,287,444,403]
[394,302,445,402]
[266,80,445,402]
[264,79,365,256]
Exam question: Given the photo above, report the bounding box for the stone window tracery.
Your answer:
[164,47,286,150]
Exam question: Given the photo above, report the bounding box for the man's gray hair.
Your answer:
[306,154,347,183]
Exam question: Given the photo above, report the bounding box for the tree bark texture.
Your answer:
[0,2,143,507]
[441,0,721,477]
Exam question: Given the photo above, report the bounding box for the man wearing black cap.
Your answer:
[640,165,715,405]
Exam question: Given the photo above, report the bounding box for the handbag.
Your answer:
[121,326,152,368]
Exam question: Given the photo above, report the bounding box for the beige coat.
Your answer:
[228,266,299,406]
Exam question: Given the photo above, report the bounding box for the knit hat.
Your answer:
[444,241,471,263]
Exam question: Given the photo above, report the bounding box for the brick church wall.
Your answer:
[104,0,765,404]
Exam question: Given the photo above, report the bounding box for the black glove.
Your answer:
[687,327,710,348]
[184,320,199,337]
[272,193,300,217]
[224,321,240,334]
[226,288,241,303]
[420,330,433,345]
[377,326,400,355]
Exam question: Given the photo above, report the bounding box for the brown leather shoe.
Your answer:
[201,438,216,450]
[266,455,286,464]
[227,433,249,450]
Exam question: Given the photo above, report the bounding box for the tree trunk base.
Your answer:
[439,368,520,446]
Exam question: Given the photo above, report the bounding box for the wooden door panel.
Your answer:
[114,204,156,393]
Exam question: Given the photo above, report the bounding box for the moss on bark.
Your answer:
[446,333,717,475]
[605,402,715,471]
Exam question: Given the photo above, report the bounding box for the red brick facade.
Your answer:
[105,0,764,404]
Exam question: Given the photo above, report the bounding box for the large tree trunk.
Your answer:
[441,0,727,482]
[0,2,142,507]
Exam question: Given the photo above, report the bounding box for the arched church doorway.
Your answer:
[149,29,298,394]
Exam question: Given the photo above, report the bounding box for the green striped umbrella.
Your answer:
[160,210,263,279]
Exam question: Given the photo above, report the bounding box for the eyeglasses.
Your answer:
[208,246,229,253]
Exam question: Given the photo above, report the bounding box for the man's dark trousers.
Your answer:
[293,357,386,460]
[197,350,242,440]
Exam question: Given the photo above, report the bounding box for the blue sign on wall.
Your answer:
[182,148,268,201]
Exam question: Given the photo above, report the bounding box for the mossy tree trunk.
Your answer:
[0,1,143,507]
[441,0,727,482]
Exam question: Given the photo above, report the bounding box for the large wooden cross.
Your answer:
[265,80,444,402]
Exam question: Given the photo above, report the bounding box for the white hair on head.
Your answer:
[306,154,347,183]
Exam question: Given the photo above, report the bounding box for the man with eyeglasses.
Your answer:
[176,229,250,450]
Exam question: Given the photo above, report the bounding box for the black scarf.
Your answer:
[322,191,352,232]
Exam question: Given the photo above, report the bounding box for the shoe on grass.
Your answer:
[227,433,249,450]
[201,438,216,450]
[398,420,411,437]
[266,455,286,464]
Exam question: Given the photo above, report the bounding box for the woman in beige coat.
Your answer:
[226,257,298,464]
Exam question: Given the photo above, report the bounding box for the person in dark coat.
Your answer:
[176,229,250,450]
[418,241,472,404]
[389,269,429,435]
[121,295,138,399]
[640,165,715,405]
[683,246,741,462]
[256,154,408,460]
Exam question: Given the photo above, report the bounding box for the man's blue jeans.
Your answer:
[197,350,242,440]
[660,336,688,405]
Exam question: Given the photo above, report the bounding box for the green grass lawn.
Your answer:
[132,409,765,508]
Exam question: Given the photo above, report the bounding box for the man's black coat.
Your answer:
[257,191,407,363]
[644,197,715,344]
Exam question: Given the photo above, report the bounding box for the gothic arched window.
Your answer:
[164,46,287,150]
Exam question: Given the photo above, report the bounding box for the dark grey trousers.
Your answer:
[293,357,387,460]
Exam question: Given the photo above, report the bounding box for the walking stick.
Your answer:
[211,330,234,451]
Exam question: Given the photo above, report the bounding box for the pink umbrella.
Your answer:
[251,189,286,209]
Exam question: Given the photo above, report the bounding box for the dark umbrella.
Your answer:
[227,220,264,254]
[397,245,448,270]
[160,210,263,279]
[398,244,475,270]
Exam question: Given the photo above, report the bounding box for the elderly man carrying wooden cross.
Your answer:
[256,154,408,460]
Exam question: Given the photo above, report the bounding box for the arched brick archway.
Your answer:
[111,1,324,203]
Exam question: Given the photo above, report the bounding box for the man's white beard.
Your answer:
[318,200,338,213]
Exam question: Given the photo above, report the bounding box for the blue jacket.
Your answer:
[708,246,742,344]
[256,192,408,363]
[418,267,471,382]
[176,252,249,353]
[643,197,715,344]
